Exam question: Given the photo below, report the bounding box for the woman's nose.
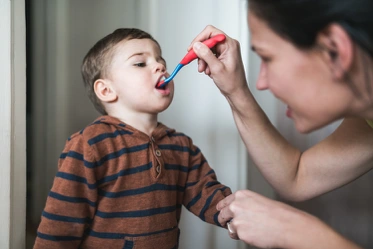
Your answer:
[256,63,269,90]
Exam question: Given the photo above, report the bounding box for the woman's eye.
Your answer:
[261,56,271,63]
[134,62,146,67]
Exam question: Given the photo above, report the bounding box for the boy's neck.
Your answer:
[109,112,158,136]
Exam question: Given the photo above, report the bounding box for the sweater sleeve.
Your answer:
[182,139,232,227]
[33,134,98,249]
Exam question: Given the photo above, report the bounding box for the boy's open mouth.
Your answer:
[155,75,167,90]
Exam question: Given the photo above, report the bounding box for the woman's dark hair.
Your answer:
[249,0,373,57]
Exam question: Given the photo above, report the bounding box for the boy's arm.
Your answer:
[183,140,231,227]
[33,135,98,249]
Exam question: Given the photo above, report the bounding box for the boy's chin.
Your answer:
[154,102,173,113]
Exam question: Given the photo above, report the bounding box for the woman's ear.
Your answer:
[316,23,354,80]
[94,79,118,102]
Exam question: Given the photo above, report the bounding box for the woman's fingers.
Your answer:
[187,25,225,51]
[193,42,223,74]
[227,219,240,240]
[216,193,235,210]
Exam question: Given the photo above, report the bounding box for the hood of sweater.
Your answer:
[94,115,176,141]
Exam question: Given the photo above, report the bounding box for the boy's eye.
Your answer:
[134,62,146,67]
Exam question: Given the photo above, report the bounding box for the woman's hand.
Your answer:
[217,190,300,248]
[188,25,248,97]
[217,190,361,249]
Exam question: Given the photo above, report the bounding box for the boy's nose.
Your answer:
[154,62,166,73]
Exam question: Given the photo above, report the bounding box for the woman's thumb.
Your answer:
[193,42,219,66]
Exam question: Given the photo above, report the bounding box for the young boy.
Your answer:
[33,28,232,249]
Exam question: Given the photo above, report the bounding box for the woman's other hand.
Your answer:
[216,190,358,249]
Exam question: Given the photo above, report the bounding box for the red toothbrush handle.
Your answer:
[180,34,226,65]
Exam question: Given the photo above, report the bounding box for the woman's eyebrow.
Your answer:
[251,45,265,53]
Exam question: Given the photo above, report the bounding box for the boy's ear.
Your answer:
[316,23,354,80]
[94,79,117,102]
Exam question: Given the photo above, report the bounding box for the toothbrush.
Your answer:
[156,34,226,88]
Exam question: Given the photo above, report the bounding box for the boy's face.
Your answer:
[106,38,174,115]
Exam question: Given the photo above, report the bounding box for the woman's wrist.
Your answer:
[225,83,267,124]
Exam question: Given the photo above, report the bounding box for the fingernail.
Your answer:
[193,42,202,50]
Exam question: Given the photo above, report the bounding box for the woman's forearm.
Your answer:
[225,85,303,198]
[284,210,363,249]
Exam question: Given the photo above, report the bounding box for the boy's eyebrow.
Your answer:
[127,52,146,60]
[159,56,166,66]
[127,52,166,65]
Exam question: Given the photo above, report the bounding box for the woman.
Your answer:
[188,0,373,248]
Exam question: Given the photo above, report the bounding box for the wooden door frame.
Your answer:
[0,0,26,248]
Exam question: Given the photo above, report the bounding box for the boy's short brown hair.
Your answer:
[81,28,161,115]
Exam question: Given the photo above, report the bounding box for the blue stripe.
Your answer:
[60,150,83,160]
[166,131,187,137]
[205,169,215,176]
[95,205,180,218]
[189,160,207,172]
[55,163,153,189]
[42,210,92,224]
[60,143,150,169]
[87,227,177,239]
[158,144,200,156]
[88,129,133,145]
[49,191,96,207]
[164,164,188,172]
[98,183,185,198]
[205,181,220,188]
[59,151,99,169]
[186,181,198,188]
[95,143,149,168]
[79,128,85,135]
[186,192,202,210]
[97,162,152,186]
[56,172,97,189]
[213,211,222,227]
[199,186,229,221]
[123,240,134,249]
[37,232,82,241]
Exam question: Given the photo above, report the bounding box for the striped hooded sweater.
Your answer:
[34,116,232,249]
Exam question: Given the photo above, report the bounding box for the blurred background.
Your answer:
[26,0,373,248]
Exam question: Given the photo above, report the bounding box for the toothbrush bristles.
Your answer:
[157,80,165,88]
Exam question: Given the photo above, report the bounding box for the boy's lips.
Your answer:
[155,75,167,88]
[156,87,171,95]
[155,74,171,95]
